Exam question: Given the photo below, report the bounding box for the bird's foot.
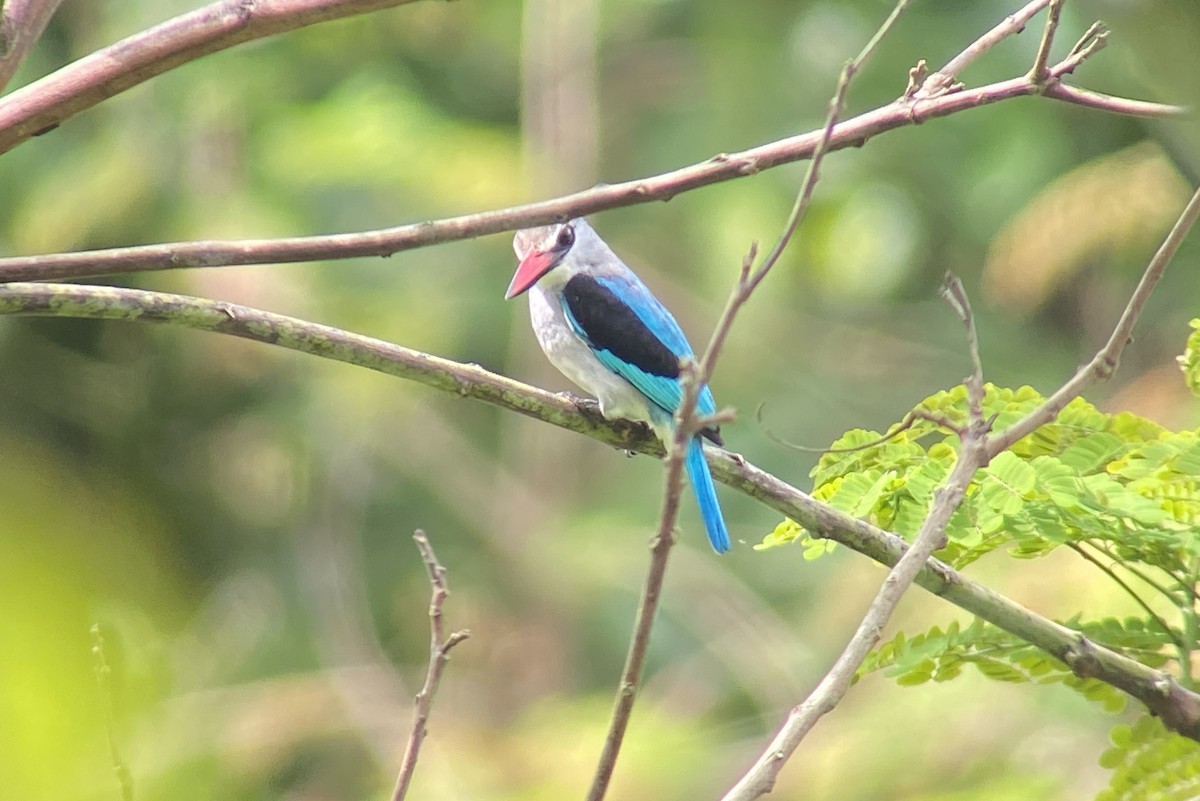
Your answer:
[564,392,602,416]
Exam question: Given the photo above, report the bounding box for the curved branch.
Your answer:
[0,0,423,153]
[0,79,1182,284]
[0,0,66,93]
[1,280,1198,742]
[1044,83,1186,118]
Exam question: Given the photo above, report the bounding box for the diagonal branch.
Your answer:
[583,361,705,801]
[986,183,1200,459]
[1043,83,1179,117]
[0,0,66,93]
[1,280,1199,741]
[0,0,425,153]
[0,67,1181,283]
[586,4,914,794]
[723,274,991,801]
[915,0,1052,98]
[391,530,469,801]
[1027,0,1065,82]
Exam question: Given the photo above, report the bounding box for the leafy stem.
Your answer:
[1068,542,1185,656]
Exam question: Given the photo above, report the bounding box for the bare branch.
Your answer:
[725,442,985,801]
[986,183,1200,458]
[915,0,1052,98]
[0,0,65,92]
[939,272,988,425]
[91,624,134,801]
[1047,23,1109,78]
[1027,0,1065,82]
[0,77,1181,284]
[723,274,991,801]
[757,404,965,453]
[584,362,704,801]
[0,0,424,154]
[1043,82,1183,118]
[391,530,469,801]
[742,0,913,301]
[2,280,1200,740]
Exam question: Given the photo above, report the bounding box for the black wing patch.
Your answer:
[563,274,681,379]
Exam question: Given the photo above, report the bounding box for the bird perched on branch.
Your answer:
[506,218,730,553]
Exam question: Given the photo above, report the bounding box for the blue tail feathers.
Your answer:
[685,436,730,553]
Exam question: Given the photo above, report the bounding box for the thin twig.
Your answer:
[987,184,1200,458]
[915,0,1052,99]
[91,624,134,801]
[1092,541,1192,607]
[748,0,914,297]
[756,405,961,454]
[1044,83,1181,118]
[0,0,424,153]
[724,276,992,801]
[391,530,469,801]
[1047,24,1109,78]
[1067,542,1184,653]
[939,273,988,420]
[1067,21,1108,59]
[4,280,1200,739]
[0,0,67,93]
[1185,557,1200,688]
[584,362,706,801]
[1027,0,1065,82]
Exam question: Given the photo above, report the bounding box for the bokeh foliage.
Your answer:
[1,1,1199,800]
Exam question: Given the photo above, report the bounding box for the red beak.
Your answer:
[505,250,556,299]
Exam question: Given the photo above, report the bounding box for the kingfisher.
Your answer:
[505,218,731,553]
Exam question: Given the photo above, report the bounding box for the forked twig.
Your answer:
[1027,0,1065,81]
[391,530,469,801]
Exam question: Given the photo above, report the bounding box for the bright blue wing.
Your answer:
[560,272,717,417]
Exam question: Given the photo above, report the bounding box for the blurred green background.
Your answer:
[1,1,1198,799]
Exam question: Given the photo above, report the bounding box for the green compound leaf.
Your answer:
[1096,716,1200,801]
[766,384,1200,587]
[978,451,1037,514]
[1178,318,1200,397]
[859,616,1172,712]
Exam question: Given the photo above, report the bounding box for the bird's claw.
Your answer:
[567,393,603,415]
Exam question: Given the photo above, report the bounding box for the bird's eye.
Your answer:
[556,224,575,250]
